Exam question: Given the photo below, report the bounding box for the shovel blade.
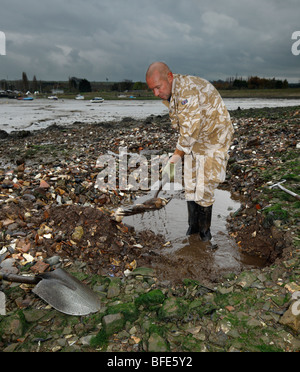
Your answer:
[32,268,101,316]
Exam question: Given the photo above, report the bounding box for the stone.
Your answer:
[22,193,36,202]
[218,285,234,294]
[46,255,61,266]
[159,296,187,320]
[236,271,257,288]
[0,313,24,341]
[135,289,165,309]
[3,343,19,352]
[79,335,93,345]
[0,130,9,139]
[108,302,138,323]
[23,309,48,323]
[279,304,300,333]
[208,331,228,347]
[2,219,15,227]
[246,317,262,328]
[102,313,125,336]
[159,297,179,319]
[130,267,155,277]
[107,278,121,299]
[148,333,168,352]
[71,226,84,242]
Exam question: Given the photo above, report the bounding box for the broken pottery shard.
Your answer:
[40,180,50,188]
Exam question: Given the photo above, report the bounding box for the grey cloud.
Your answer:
[0,0,299,82]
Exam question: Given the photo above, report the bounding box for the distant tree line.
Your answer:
[110,80,147,92]
[0,72,41,92]
[1,73,295,94]
[213,76,289,90]
[68,77,92,92]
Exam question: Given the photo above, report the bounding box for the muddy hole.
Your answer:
[124,188,266,283]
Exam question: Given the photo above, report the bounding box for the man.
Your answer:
[146,62,234,242]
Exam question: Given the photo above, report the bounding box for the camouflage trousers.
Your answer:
[182,150,229,207]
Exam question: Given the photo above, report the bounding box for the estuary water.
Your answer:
[0,97,299,133]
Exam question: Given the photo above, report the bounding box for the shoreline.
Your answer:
[1,102,300,137]
[1,87,300,101]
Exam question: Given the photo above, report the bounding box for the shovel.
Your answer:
[117,158,184,217]
[269,180,300,201]
[118,179,172,217]
[0,268,101,316]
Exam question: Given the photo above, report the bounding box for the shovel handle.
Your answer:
[154,174,169,199]
[278,185,300,200]
[0,272,40,285]
[154,181,162,198]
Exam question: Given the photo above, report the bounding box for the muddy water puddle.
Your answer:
[124,188,265,281]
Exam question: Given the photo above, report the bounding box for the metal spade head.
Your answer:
[32,268,101,316]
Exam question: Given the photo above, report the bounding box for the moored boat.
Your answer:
[17,96,34,101]
[90,97,104,103]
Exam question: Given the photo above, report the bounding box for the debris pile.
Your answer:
[226,106,300,262]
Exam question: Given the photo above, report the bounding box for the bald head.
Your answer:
[146,62,172,80]
[146,62,174,101]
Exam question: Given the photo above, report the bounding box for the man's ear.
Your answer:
[167,71,173,83]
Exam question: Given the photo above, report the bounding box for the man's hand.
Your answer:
[162,153,183,183]
[162,161,175,182]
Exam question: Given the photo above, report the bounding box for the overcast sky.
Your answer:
[0,0,299,83]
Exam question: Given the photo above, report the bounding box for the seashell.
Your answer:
[114,208,124,222]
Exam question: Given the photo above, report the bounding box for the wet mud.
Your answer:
[122,187,265,284]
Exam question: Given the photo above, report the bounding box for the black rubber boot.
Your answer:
[186,202,213,241]
[198,205,212,242]
[186,201,200,235]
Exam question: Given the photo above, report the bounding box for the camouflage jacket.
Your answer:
[163,74,234,157]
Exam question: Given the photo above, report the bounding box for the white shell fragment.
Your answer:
[114,208,125,222]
